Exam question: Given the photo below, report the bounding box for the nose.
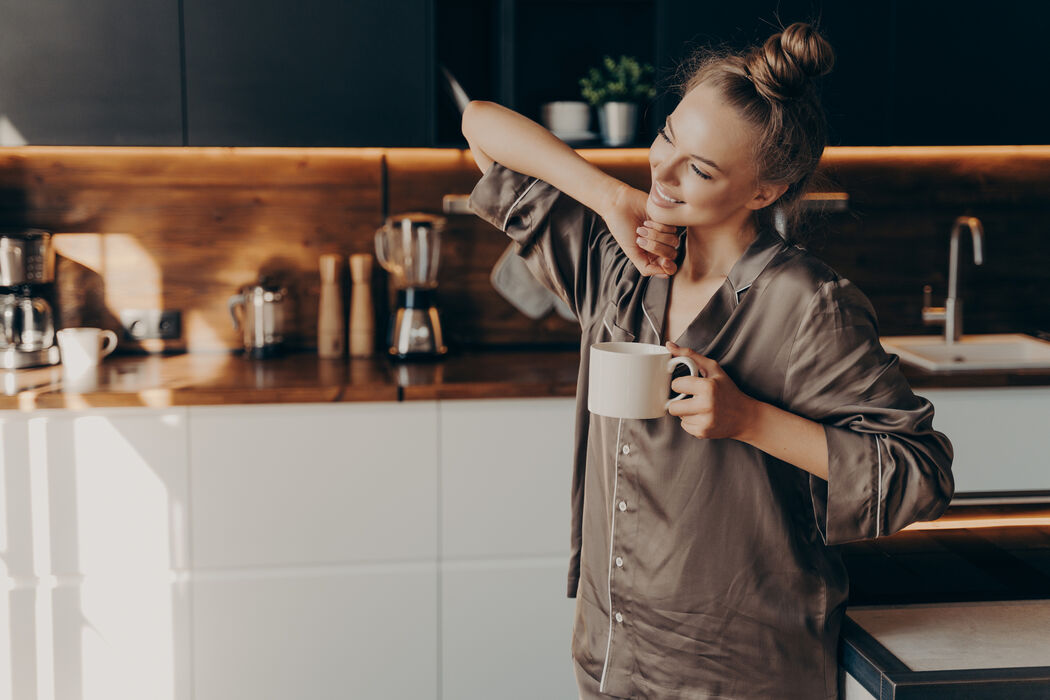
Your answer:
[650,156,679,188]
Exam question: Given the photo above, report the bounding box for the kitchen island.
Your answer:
[2,348,1048,699]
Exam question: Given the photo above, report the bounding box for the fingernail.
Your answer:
[636,237,646,247]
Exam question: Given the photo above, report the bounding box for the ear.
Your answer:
[745,181,789,211]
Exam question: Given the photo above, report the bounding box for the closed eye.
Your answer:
[657,126,712,180]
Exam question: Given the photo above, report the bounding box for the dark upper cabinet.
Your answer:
[0,0,183,145]
[890,1,1050,146]
[183,0,429,146]
[657,1,895,146]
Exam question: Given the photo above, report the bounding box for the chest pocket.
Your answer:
[598,303,635,342]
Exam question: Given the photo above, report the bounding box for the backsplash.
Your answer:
[0,145,1047,354]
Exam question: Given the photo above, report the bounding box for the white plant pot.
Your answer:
[597,102,638,146]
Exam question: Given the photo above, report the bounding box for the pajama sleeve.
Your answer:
[467,161,631,326]
[783,278,955,546]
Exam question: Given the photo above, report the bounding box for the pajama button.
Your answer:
[622,444,630,455]
[615,612,624,623]
[615,557,623,567]
[618,500,627,512]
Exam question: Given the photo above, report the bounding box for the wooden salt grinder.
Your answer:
[349,253,375,358]
[317,253,345,359]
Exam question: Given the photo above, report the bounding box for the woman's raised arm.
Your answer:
[461,100,679,276]
[461,100,623,217]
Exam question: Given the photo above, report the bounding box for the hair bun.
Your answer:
[745,22,835,102]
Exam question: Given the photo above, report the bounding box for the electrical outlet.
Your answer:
[120,309,182,340]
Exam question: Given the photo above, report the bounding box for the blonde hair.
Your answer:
[673,22,835,242]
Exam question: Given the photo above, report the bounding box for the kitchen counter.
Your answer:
[2,347,1050,410]
[841,600,1050,699]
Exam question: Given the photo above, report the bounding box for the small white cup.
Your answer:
[588,342,699,419]
[57,327,118,376]
[541,101,591,134]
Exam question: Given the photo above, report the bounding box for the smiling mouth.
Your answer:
[651,183,685,205]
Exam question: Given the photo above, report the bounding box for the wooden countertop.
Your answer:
[1,348,1048,411]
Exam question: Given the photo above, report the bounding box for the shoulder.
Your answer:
[764,243,876,324]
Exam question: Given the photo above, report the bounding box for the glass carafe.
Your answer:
[374,213,445,290]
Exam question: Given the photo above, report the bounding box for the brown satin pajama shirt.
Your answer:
[469,162,954,700]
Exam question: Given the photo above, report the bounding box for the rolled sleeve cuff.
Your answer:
[468,161,542,239]
[810,424,881,546]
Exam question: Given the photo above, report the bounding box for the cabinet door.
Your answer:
[442,561,577,700]
[0,0,183,145]
[188,402,439,568]
[921,387,1050,495]
[183,0,429,146]
[439,397,576,558]
[193,567,437,700]
[890,1,1050,146]
[3,408,193,700]
[657,1,894,146]
[29,408,191,576]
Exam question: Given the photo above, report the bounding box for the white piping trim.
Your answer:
[875,434,884,538]
[641,303,659,339]
[602,318,614,337]
[501,178,540,232]
[599,418,624,692]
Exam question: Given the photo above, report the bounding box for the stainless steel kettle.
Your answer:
[228,277,289,358]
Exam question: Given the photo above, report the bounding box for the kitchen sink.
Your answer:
[880,333,1050,372]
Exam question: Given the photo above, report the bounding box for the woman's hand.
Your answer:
[665,341,758,440]
[602,182,681,276]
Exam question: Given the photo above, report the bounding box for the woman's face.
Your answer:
[646,82,772,229]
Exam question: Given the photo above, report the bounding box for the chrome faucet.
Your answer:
[922,216,984,343]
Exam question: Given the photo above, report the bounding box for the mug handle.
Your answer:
[664,356,699,409]
[99,329,118,358]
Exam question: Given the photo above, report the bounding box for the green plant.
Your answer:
[579,55,657,106]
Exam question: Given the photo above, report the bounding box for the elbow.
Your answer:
[461,100,492,139]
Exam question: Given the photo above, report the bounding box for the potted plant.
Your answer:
[579,55,657,146]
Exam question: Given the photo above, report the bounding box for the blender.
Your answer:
[374,212,447,360]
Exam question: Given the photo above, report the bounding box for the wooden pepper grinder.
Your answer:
[349,253,375,358]
[317,253,345,359]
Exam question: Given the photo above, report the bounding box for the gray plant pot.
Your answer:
[597,101,639,147]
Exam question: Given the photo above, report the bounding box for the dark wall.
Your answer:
[1,0,1047,146]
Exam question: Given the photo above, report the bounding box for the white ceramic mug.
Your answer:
[56,327,118,375]
[541,101,591,134]
[588,342,700,419]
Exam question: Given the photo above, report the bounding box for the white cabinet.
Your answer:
[0,407,193,700]
[920,387,1050,494]
[30,408,191,576]
[441,560,577,700]
[192,566,437,700]
[440,398,575,558]
[186,401,440,700]
[188,402,438,568]
[843,671,877,699]
[439,397,579,700]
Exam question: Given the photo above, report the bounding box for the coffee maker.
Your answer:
[0,229,60,369]
[374,212,447,360]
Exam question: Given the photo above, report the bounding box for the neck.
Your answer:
[679,214,758,283]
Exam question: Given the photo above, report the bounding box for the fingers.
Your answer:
[636,221,680,274]
[665,341,723,378]
[643,219,677,234]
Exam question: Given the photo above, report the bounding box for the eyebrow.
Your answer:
[666,115,723,172]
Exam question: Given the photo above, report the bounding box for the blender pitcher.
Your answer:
[374,212,447,359]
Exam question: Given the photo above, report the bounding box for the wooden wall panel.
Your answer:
[0,145,1046,354]
[0,147,384,352]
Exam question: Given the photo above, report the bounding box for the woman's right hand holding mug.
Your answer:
[601,182,681,277]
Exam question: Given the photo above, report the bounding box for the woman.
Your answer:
[462,22,953,700]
